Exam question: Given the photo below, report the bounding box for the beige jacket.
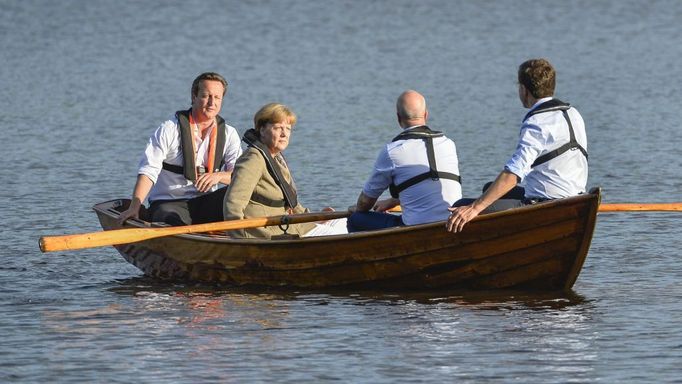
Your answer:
[223,147,315,238]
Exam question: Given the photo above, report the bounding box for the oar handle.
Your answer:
[39,210,351,253]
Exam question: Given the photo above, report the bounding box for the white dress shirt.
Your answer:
[363,126,462,225]
[138,115,243,202]
[504,97,588,199]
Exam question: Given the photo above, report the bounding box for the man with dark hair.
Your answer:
[118,72,242,226]
[447,58,588,233]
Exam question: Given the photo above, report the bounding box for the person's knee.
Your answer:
[347,211,402,232]
[347,212,365,233]
[482,182,525,200]
[483,199,525,213]
[152,210,186,226]
[452,198,475,207]
[151,204,190,226]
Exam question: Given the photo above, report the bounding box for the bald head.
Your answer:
[396,90,428,128]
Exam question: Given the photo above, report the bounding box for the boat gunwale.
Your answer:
[93,192,599,246]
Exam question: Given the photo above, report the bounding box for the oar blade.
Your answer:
[39,227,165,253]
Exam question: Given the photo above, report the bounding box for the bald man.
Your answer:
[348,90,462,232]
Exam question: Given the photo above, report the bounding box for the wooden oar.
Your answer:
[39,210,351,253]
[387,203,682,213]
[598,203,682,212]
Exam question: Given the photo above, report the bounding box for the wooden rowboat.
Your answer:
[94,188,601,291]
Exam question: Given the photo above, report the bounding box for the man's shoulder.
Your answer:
[223,122,239,132]
[525,99,582,122]
[523,105,583,133]
[388,133,456,148]
[153,116,181,137]
[523,111,559,130]
[435,133,457,145]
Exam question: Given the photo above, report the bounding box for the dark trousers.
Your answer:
[347,211,404,233]
[451,184,527,213]
[148,187,227,226]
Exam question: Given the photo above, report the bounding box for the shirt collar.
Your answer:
[529,97,554,112]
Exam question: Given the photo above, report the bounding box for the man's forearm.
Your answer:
[355,192,378,212]
[472,170,520,211]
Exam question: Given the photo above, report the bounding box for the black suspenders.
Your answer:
[388,126,461,199]
[525,100,588,168]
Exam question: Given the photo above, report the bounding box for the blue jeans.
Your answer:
[347,211,404,232]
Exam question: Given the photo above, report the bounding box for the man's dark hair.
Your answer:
[191,72,228,97]
[518,59,555,98]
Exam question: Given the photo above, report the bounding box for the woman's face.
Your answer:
[260,120,292,155]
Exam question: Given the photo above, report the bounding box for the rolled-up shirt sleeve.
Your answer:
[221,125,243,172]
[362,146,394,199]
[138,121,176,184]
[504,122,546,181]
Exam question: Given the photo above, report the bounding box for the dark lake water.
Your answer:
[2,0,681,382]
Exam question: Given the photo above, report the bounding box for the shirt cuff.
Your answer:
[503,164,524,180]
[361,185,383,199]
[138,166,159,184]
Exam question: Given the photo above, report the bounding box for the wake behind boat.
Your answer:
[92,188,601,291]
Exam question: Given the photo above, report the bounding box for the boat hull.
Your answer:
[95,189,600,291]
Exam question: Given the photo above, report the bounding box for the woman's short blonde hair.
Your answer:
[254,103,297,132]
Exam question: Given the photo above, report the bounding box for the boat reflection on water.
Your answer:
[108,276,589,312]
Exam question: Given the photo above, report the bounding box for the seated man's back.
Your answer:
[369,132,461,225]
[348,90,461,232]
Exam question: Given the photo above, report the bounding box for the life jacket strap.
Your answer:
[161,163,207,176]
[173,109,227,181]
[388,126,461,198]
[242,129,298,209]
[250,193,287,208]
[389,171,461,198]
[525,100,589,168]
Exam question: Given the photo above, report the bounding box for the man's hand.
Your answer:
[373,198,400,212]
[195,173,223,192]
[118,206,140,225]
[119,175,153,225]
[446,204,483,233]
[446,170,520,232]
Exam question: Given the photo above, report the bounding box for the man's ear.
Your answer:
[519,84,531,107]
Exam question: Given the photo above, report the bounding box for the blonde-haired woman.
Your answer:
[223,103,346,238]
